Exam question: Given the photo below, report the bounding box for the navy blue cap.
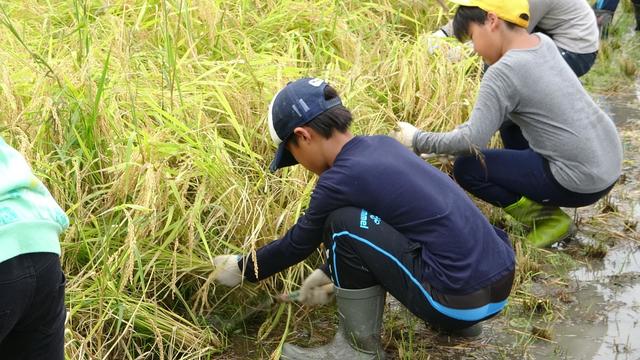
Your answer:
[268,78,342,172]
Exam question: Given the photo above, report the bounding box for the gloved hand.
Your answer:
[212,255,243,287]
[298,269,335,305]
[389,121,419,152]
[424,31,470,63]
[420,153,456,166]
[425,34,444,55]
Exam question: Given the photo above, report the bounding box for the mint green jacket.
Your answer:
[0,137,69,264]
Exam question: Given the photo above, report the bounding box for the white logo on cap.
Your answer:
[291,104,302,117]
[298,99,310,112]
[308,78,324,87]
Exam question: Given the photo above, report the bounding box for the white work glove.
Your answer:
[420,153,456,165]
[298,269,335,305]
[212,255,243,287]
[425,34,443,55]
[389,121,419,152]
[424,32,469,63]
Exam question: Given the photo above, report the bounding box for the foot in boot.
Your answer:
[503,197,576,248]
[527,209,575,248]
[281,330,385,360]
[282,286,387,360]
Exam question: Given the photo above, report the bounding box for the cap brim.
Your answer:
[269,141,298,172]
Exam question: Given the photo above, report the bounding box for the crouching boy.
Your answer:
[212,78,515,359]
[392,0,622,248]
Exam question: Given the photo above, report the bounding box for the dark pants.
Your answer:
[558,48,597,78]
[594,0,620,12]
[0,253,66,360]
[323,207,514,331]
[452,123,614,208]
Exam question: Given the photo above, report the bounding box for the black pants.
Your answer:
[323,207,514,331]
[0,253,66,360]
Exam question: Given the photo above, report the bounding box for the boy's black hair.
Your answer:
[452,6,522,42]
[289,85,353,146]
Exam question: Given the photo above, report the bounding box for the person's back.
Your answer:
[528,0,599,54]
[322,135,514,294]
[483,33,621,193]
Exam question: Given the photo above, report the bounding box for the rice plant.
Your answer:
[0,0,511,359]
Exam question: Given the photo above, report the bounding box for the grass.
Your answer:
[0,1,478,358]
[0,1,638,359]
[583,2,640,93]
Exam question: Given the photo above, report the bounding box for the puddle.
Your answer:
[530,244,640,360]
[594,80,640,125]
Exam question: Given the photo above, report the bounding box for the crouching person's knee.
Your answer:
[322,207,361,247]
[453,155,482,191]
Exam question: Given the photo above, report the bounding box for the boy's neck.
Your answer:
[322,131,354,168]
[500,28,540,55]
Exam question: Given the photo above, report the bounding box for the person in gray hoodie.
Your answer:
[393,0,622,248]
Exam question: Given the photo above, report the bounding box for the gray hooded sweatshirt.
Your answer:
[413,34,621,194]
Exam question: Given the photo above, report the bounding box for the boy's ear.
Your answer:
[293,127,312,143]
[486,12,500,31]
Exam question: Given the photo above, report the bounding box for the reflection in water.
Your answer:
[529,245,640,360]
[492,243,640,360]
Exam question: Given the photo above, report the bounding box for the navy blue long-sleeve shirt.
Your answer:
[239,135,514,294]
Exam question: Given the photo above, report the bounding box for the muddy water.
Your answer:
[528,85,640,359]
[530,243,640,359]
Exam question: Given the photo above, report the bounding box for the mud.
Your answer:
[529,244,640,360]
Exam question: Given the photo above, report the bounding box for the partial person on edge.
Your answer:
[0,137,69,359]
[593,0,640,38]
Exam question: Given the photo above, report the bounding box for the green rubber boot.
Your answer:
[281,285,386,360]
[504,197,575,248]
